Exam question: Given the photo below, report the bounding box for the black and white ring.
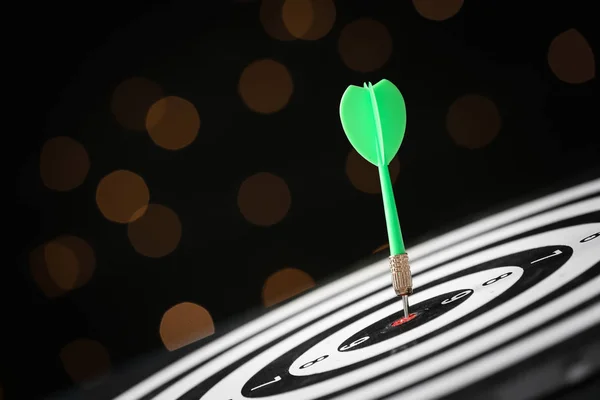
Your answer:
[114,179,600,400]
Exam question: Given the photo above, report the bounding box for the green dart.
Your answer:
[339,79,413,317]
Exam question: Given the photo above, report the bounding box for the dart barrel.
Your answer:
[389,253,413,296]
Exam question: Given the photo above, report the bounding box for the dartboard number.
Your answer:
[340,336,370,351]
[482,272,513,286]
[441,289,473,304]
[250,375,281,391]
[299,355,329,369]
[531,249,562,264]
[581,232,599,243]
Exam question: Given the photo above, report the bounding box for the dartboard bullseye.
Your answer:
[108,180,600,400]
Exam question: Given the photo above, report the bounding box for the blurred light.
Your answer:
[96,170,150,223]
[300,0,336,40]
[160,302,215,351]
[412,0,464,21]
[44,241,78,290]
[30,244,66,298]
[261,0,334,41]
[111,77,164,131]
[260,0,296,41]
[59,339,111,383]
[238,172,291,226]
[338,18,393,72]
[446,94,501,149]
[51,236,96,289]
[282,0,313,38]
[40,137,90,191]
[30,236,96,296]
[373,243,389,254]
[239,59,294,114]
[145,96,200,150]
[262,267,315,307]
[346,149,400,194]
[127,203,182,258]
[548,29,595,84]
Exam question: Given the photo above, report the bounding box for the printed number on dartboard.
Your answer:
[483,272,513,286]
[340,336,370,351]
[441,290,473,305]
[581,232,599,243]
[299,355,329,369]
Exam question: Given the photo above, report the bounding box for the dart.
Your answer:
[339,79,412,317]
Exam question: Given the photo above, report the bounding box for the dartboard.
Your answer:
[98,178,600,400]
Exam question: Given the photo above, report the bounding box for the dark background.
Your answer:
[8,0,599,399]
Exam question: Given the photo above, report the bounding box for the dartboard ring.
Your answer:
[114,179,600,400]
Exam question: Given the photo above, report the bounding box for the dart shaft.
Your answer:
[378,165,405,255]
[378,164,412,299]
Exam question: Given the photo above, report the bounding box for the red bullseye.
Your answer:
[391,313,417,327]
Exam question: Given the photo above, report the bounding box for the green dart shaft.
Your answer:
[366,82,405,256]
[378,164,405,255]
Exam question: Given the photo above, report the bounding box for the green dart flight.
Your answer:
[339,79,413,317]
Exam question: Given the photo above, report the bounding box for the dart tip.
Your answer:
[402,295,409,318]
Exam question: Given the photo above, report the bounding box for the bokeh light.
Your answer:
[261,0,335,41]
[346,149,400,194]
[446,94,502,149]
[300,0,336,40]
[30,236,96,296]
[30,244,66,298]
[282,0,313,38]
[239,59,294,114]
[44,241,79,290]
[262,267,315,307]
[338,18,393,72]
[373,243,390,254]
[145,96,200,150]
[238,172,291,226]
[160,302,215,351]
[260,0,296,41]
[548,29,595,84]
[111,77,164,131]
[127,203,182,258]
[96,170,150,224]
[40,136,90,191]
[59,339,111,383]
[44,236,96,290]
[412,0,464,21]
[55,236,95,289]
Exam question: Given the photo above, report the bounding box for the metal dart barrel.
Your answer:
[389,253,413,296]
[390,253,413,317]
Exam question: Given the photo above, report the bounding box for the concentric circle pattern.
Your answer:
[114,179,600,400]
